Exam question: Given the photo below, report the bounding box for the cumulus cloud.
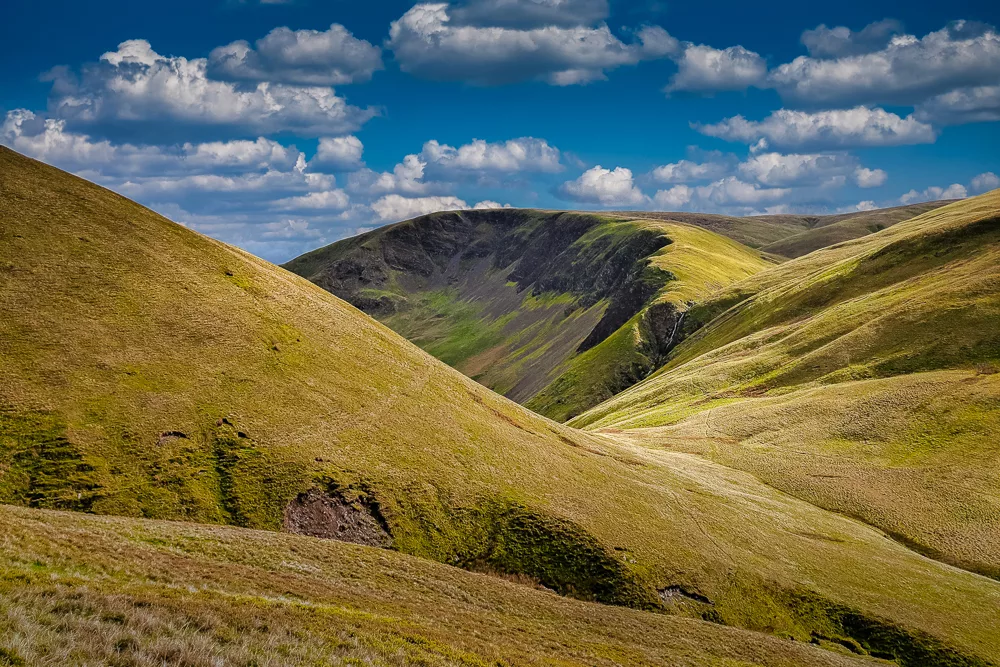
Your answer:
[348,154,436,196]
[45,39,376,138]
[208,24,383,86]
[421,137,561,172]
[971,171,1000,193]
[692,177,791,206]
[1,109,303,176]
[694,106,936,149]
[386,3,672,85]
[271,189,351,211]
[448,0,609,28]
[854,166,888,188]
[652,185,693,208]
[915,85,1000,125]
[900,183,968,204]
[800,19,904,58]
[770,21,1000,107]
[667,44,767,92]
[558,165,648,206]
[310,136,365,171]
[737,152,857,187]
[473,199,514,208]
[370,194,469,221]
[651,158,730,183]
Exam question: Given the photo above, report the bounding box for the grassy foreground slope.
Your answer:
[285,210,771,421]
[0,505,875,667]
[3,147,1000,664]
[572,191,1000,579]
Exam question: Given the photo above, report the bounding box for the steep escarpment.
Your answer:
[285,210,771,420]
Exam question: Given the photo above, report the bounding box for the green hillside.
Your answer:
[284,211,772,421]
[0,505,876,667]
[759,202,950,258]
[3,146,1000,665]
[572,191,1000,580]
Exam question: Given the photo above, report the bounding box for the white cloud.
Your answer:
[694,177,791,206]
[422,137,561,172]
[694,106,936,149]
[558,165,648,206]
[770,21,1000,107]
[667,44,767,93]
[1,109,303,176]
[971,172,1000,193]
[208,24,383,86]
[45,40,376,138]
[854,166,888,188]
[261,219,325,239]
[311,136,365,171]
[800,20,904,58]
[900,183,968,204]
[348,154,438,195]
[386,3,672,86]
[272,189,351,211]
[448,0,609,29]
[737,152,857,187]
[915,85,1000,125]
[473,200,513,208]
[652,185,693,208]
[651,159,730,183]
[370,194,469,221]
[449,0,609,29]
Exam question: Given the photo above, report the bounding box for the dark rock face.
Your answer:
[638,301,687,365]
[283,488,391,547]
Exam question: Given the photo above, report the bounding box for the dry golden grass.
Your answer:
[573,191,1000,581]
[2,147,1000,665]
[0,505,874,667]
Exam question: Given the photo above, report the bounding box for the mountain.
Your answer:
[615,202,949,254]
[2,146,1000,666]
[284,210,773,420]
[758,202,952,258]
[572,191,1000,581]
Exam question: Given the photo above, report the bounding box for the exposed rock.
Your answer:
[283,488,391,547]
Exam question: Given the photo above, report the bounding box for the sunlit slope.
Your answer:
[286,210,771,421]
[573,192,1000,578]
[0,506,882,667]
[3,147,1000,665]
[760,202,948,258]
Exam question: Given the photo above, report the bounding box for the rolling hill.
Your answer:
[572,191,1000,581]
[284,210,773,421]
[2,146,1000,666]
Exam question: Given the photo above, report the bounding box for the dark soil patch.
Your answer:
[283,488,391,548]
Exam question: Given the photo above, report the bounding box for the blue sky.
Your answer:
[2,0,999,262]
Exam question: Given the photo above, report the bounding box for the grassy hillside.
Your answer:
[0,505,878,667]
[759,203,950,258]
[619,203,948,253]
[285,210,772,421]
[572,191,1000,580]
[3,146,1000,665]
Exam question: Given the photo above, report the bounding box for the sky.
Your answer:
[2,0,999,263]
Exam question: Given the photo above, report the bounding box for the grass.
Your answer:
[0,505,879,667]
[286,209,772,421]
[760,203,949,258]
[3,147,1000,664]
[571,191,1000,581]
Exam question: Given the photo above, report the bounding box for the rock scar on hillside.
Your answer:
[283,488,391,547]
